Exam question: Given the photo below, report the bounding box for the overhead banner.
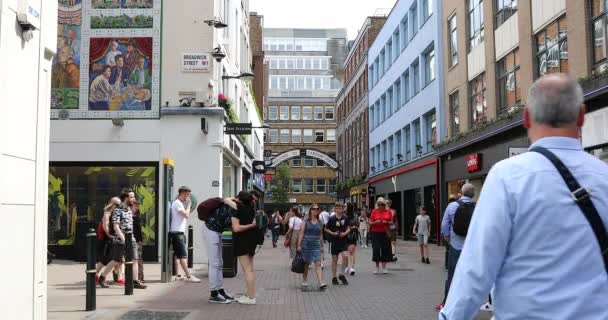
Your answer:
[271,150,300,167]
[270,149,338,169]
[306,149,338,169]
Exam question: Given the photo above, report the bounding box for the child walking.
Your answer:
[413,206,431,264]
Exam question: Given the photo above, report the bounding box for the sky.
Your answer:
[250,0,398,40]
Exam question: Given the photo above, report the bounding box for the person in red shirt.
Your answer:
[369,197,393,274]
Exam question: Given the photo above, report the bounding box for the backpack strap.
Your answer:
[531,146,608,275]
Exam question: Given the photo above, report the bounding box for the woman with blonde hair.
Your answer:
[369,197,393,274]
[96,197,121,286]
[297,204,327,290]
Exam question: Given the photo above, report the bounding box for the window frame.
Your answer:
[292,178,303,193]
[302,106,313,120]
[269,129,278,143]
[495,0,518,28]
[315,129,325,143]
[268,106,278,120]
[497,48,521,115]
[291,129,302,143]
[469,73,487,127]
[468,0,485,51]
[535,16,568,77]
[448,14,458,67]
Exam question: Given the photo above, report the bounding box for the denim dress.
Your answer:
[301,220,322,263]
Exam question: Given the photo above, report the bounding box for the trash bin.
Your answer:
[222,231,238,278]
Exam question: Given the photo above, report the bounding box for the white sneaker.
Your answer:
[301,282,309,288]
[175,275,185,281]
[344,267,350,274]
[350,268,355,276]
[480,302,493,311]
[382,268,388,274]
[373,269,379,274]
[186,275,201,283]
[237,295,256,305]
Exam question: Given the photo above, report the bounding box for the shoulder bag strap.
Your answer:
[531,146,608,275]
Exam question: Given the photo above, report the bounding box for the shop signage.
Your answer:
[466,154,481,173]
[271,150,300,167]
[253,173,265,192]
[253,160,265,173]
[368,186,376,195]
[306,149,338,169]
[508,147,528,158]
[289,198,297,203]
[211,181,220,187]
[181,53,210,72]
[264,150,272,158]
[225,123,252,135]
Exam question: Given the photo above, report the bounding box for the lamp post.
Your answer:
[222,72,255,82]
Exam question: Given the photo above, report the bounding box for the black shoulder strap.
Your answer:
[531,146,608,275]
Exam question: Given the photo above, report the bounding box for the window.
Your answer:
[370,105,375,130]
[423,0,433,21]
[304,178,314,193]
[286,58,294,69]
[393,28,400,59]
[280,129,289,143]
[292,158,302,167]
[413,120,422,157]
[321,58,329,70]
[328,179,336,193]
[381,95,386,122]
[326,129,336,143]
[268,106,278,120]
[315,129,325,143]
[405,125,411,160]
[394,80,401,110]
[280,106,289,120]
[303,129,313,143]
[316,179,326,194]
[469,0,485,50]
[449,91,460,135]
[495,0,517,28]
[388,136,394,166]
[296,58,304,69]
[404,71,410,102]
[448,15,458,66]
[386,40,393,68]
[325,106,334,120]
[425,111,436,152]
[304,157,314,168]
[313,58,320,69]
[497,49,521,114]
[379,50,385,78]
[536,16,568,76]
[292,179,302,193]
[269,129,278,143]
[270,77,278,89]
[291,106,300,120]
[387,89,393,116]
[592,0,608,70]
[292,129,301,143]
[401,16,409,48]
[410,3,418,36]
[316,160,325,167]
[396,130,403,160]
[412,61,420,94]
[314,106,324,120]
[469,73,487,127]
[303,106,313,120]
[424,47,435,85]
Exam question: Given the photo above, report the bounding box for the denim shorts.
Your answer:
[417,234,429,245]
[170,232,187,258]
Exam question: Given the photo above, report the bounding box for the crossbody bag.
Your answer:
[531,146,608,275]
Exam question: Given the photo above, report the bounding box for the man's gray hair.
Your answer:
[527,74,583,127]
[461,183,475,198]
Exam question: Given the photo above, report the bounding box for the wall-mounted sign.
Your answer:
[466,154,481,173]
[225,123,252,135]
[289,198,297,203]
[306,149,338,169]
[264,150,272,158]
[368,186,376,195]
[508,147,528,158]
[253,160,265,173]
[182,53,210,72]
[212,180,220,187]
[253,173,265,192]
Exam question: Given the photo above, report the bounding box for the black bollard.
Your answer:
[188,225,193,269]
[125,232,134,295]
[86,228,96,311]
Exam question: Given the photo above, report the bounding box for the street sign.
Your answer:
[264,150,272,158]
[253,160,265,173]
[225,123,252,135]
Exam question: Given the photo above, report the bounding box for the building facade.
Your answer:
[48,0,264,264]
[367,0,445,241]
[1,0,57,318]
[261,28,348,212]
[336,16,387,209]
[437,0,608,237]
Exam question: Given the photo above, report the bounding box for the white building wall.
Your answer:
[0,0,57,318]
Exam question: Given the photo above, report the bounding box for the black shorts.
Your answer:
[170,232,187,258]
[111,243,125,263]
[330,239,347,256]
[96,239,112,265]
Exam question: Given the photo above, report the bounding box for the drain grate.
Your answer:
[119,310,190,320]
[386,267,414,272]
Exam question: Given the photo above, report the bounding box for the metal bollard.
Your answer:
[125,232,134,295]
[187,225,193,269]
[85,228,96,311]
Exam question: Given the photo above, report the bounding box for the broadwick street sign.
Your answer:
[225,123,252,135]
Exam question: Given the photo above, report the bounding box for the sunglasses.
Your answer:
[311,208,319,210]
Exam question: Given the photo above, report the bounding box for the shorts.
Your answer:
[170,232,188,259]
[110,241,138,263]
[330,239,347,256]
[417,234,429,245]
[390,230,397,242]
[96,239,112,265]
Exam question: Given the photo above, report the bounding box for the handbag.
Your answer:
[531,146,608,275]
[291,251,306,274]
[283,234,291,247]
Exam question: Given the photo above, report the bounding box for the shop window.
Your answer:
[536,16,568,76]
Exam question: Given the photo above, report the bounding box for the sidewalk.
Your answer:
[48,238,492,320]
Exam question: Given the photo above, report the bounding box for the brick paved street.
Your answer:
[48,237,492,320]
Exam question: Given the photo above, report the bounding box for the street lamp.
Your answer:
[252,124,271,129]
[222,72,255,82]
[203,18,228,29]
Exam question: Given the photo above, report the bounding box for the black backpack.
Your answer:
[452,200,476,236]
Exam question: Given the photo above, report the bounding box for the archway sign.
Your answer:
[270,149,338,169]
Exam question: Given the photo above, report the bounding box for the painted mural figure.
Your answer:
[124,41,141,74]
[89,65,118,110]
[105,41,121,67]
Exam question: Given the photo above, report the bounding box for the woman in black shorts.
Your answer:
[231,191,258,304]
[345,203,359,276]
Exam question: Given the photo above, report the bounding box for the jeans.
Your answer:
[443,245,462,304]
[204,225,223,291]
[271,226,280,244]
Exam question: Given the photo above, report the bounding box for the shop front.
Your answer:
[349,183,369,212]
[369,156,437,241]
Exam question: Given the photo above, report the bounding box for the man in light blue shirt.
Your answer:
[440,74,608,320]
[437,184,474,309]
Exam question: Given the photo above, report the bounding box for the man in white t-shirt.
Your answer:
[170,186,200,283]
[320,206,330,225]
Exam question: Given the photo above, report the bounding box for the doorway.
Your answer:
[388,192,402,237]
[403,189,418,241]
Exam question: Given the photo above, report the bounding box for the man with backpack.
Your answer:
[435,183,475,311]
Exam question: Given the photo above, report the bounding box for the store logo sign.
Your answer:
[466,154,481,173]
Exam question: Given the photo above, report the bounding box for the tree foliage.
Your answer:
[272,164,291,204]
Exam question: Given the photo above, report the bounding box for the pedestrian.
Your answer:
[324,202,351,285]
[131,200,147,286]
[98,189,145,289]
[255,209,268,246]
[286,208,303,259]
[231,191,258,305]
[95,197,120,285]
[345,203,359,275]
[369,197,392,274]
[170,186,201,283]
[386,199,399,261]
[413,206,431,264]
[435,183,475,311]
[319,206,331,268]
[203,197,237,304]
[359,209,369,248]
[440,74,608,319]
[296,204,327,290]
[270,210,282,247]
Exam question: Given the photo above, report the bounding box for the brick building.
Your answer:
[335,16,387,209]
[261,28,348,212]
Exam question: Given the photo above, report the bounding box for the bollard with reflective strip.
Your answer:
[86,228,96,311]
[125,231,134,295]
[188,225,194,269]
